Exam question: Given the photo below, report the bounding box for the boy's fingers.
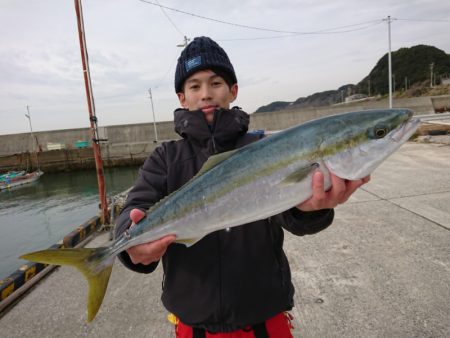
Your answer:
[329,174,346,201]
[311,171,326,199]
[130,208,146,224]
[160,234,177,244]
[152,235,177,250]
[128,235,177,264]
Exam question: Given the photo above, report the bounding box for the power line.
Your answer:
[137,0,383,35]
[218,21,384,42]
[396,18,450,22]
[155,0,185,37]
[154,51,179,89]
[308,19,383,33]
[137,0,298,34]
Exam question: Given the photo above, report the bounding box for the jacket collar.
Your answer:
[174,107,249,154]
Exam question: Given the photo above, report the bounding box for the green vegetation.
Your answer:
[358,45,450,95]
[254,101,291,113]
[255,45,450,113]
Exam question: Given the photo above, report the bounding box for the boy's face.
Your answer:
[177,70,238,123]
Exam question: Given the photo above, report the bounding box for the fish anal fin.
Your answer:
[175,236,204,247]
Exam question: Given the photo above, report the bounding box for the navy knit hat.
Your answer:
[174,36,237,93]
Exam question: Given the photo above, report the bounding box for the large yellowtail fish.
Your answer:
[21,109,419,322]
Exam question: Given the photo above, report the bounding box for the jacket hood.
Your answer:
[174,107,249,153]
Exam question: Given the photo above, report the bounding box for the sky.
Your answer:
[1,0,449,135]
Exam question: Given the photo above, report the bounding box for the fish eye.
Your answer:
[375,128,387,138]
[373,125,389,139]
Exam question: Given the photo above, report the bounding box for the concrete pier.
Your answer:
[0,141,449,337]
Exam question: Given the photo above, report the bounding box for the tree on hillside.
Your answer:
[358,45,450,95]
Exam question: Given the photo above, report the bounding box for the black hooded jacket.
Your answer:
[115,107,334,332]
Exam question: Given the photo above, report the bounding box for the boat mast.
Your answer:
[74,0,110,224]
[25,105,40,171]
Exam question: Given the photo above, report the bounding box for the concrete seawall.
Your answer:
[1,95,448,172]
[249,95,441,130]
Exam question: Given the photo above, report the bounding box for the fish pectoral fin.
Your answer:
[196,149,237,176]
[280,163,319,185]
[175,236,204,247]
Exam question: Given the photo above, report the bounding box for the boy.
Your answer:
[115,36,369,337]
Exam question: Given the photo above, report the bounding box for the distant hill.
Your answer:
[255,101,292,113]
[255,45,450,113]
[255,84,358,113]
[357,44,450,95]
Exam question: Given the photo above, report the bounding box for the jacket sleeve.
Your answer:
[270,207,334,236]
[114,145,168,274]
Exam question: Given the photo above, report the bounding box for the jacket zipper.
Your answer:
[211,135,218,154]
[217,232,223,323]
[211,111,218,154]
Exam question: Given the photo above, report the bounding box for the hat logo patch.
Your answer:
[185,56,202,72]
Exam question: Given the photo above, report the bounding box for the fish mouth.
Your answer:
[390,117,420,142]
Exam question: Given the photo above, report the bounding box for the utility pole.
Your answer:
[383,15,394,109]
[74,0,109,224]
[148,88,159,143]
[404,76,408,91]
[430,63,434,88]
[368,78,371,97]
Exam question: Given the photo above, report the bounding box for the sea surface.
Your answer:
[0,166,140,280]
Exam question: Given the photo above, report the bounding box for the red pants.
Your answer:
[175,312,294,338]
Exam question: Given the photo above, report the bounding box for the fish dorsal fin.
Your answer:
[145,149,237,217]
[280,163,319,185]
[196,149,237,176]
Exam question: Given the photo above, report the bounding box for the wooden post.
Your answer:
[74,0,110,224]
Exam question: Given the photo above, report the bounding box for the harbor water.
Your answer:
[0,166,140,280]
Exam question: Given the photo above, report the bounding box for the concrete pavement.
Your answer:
[1,141,449,337]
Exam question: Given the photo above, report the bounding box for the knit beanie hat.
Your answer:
[174,36,237,93]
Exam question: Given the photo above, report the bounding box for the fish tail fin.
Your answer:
[20,247,114,322]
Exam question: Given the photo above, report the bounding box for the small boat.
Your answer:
[0,170,44,191]
[0,170,26,182]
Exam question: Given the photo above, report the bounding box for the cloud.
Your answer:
[1,0,450,134]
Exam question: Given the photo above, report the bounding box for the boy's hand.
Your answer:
[297,171,370,212]
[126,209,176,265]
